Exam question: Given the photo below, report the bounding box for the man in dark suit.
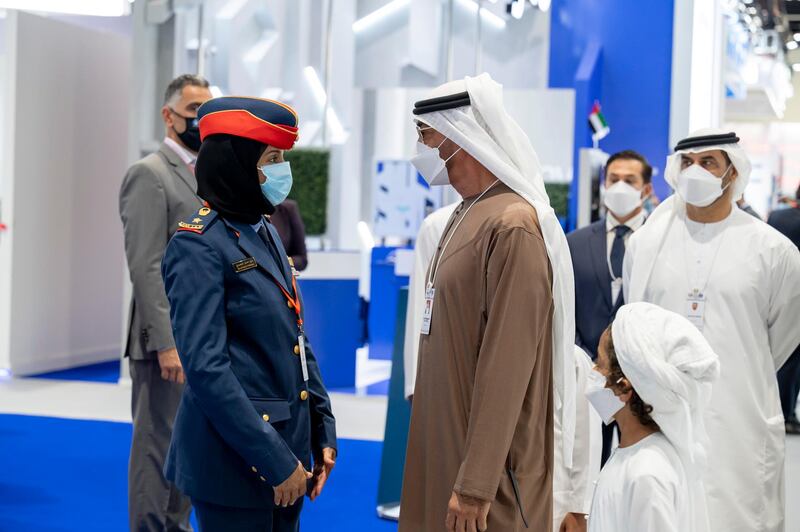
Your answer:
[567,149,652,464]
[119,74,212,531]
[768,185,800,435]
[270,199,309,271]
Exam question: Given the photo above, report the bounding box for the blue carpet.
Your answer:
[29,360,121,384]
[0,414,397,531]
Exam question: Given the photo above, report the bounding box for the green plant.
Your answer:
[284,148,330,235]
[544,183,569,218]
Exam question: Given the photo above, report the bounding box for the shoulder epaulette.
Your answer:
[177,206,218,234]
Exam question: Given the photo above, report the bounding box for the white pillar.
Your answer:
[670,0,725,147]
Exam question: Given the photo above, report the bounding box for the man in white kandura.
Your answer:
[587,302,720,532]
[624,129,800,532]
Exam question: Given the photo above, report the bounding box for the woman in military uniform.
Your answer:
[161,96,337,531]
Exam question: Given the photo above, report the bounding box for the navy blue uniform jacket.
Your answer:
[566,218,623,359]
[161,208,337,508]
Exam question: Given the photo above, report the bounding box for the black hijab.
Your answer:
[196,134,275,224]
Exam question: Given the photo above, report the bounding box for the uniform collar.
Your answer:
[250,217,265,234]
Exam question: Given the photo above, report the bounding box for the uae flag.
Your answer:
[588,101,610,140]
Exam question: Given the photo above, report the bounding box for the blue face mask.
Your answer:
[259,161,293,206]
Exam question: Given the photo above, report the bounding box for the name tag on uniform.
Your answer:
[232,257,257,273]
[686,292,706,331]
[421,285,435,335]
[298,335,309,382]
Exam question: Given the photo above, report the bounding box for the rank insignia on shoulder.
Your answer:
[233,257,258,273]
[177,208,217,234]
[178,221,204,231]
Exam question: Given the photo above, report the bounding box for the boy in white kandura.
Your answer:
[586,302,719,532]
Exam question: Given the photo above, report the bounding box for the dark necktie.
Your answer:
[257,224,286,278]
[610,225,631,278]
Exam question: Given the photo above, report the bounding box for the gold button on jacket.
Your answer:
[299,390,308,401]
[261,414,270,422]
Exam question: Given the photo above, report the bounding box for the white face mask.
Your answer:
[584,369,626,425]
[410,135,462,186]
[676,163,732,207]
[603,181,643,218]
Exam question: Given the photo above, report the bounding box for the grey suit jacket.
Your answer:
[120,142,203,360]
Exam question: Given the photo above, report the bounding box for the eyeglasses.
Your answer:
[416,124,433,142]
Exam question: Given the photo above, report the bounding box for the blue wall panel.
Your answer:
[298,278,361,389]
[368,247,411,361]
[549,0,675,218]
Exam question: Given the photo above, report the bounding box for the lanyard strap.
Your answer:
[681,215,729,296]
[265,269,304,332]
[427,179,500,288]
[255,215,304,332]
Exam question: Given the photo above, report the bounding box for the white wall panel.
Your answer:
[5,11,129,375]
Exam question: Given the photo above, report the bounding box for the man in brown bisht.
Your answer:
[400,73,577,532]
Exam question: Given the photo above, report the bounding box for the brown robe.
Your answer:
[399,183,554,532]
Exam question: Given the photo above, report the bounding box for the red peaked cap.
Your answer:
[197,96,299,150]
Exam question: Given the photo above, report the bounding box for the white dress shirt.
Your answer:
[606,209,645,303]
[163,137,197,169]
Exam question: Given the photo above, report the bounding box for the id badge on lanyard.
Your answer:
[298,334,309,382]
[421,284,435,335]
[275,274,309,382]
[686,291,706,331]
[418,180,499,337]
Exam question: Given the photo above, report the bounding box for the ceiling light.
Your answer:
[510,0,525,19]
[787,40,799,50]
[793,64,800,72]
[304,66,327,107]
[0,0,130,16]
[303,66,346,143]
[352,0,410,35]
[357,221,375,250]
[456,0,506,30]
